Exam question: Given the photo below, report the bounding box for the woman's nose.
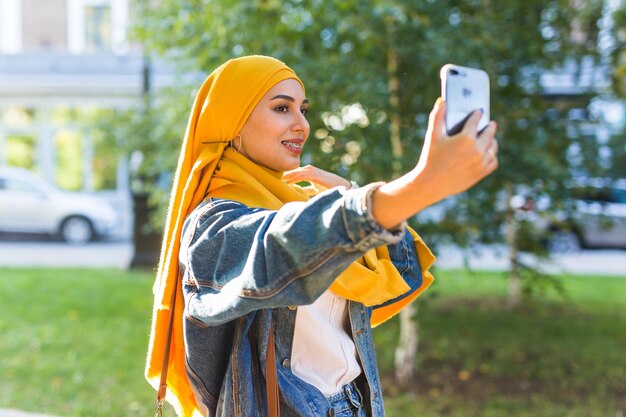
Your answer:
[292,112,309,134]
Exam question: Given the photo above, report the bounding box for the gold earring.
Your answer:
[231,135,243,154]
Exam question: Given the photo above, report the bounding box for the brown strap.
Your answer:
[265,320,280,417]
[155,273,280,417]
[155,271,180,417]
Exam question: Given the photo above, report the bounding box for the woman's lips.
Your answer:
[281,139,304,155]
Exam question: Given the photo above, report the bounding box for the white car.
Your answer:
[522,178,626,253]
[0,166,120,244]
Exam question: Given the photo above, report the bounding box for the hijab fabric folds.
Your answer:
[146,55,435,417]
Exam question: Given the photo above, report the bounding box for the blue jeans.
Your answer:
[325,381,368,417]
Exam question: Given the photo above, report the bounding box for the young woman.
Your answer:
[146,55,498,417]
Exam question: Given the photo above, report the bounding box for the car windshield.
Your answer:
[572,186,626,204]
[612,189,626,204]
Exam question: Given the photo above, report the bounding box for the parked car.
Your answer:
[0,166,120,244]
[522,178,626,253]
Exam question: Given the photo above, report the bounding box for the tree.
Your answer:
[120,0,611,387]
[607,0,626,179]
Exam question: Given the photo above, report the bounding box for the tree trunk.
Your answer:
[504,184,522,308]
[395,303,419,387]
[385,22,418,387]
[387,43,403,176]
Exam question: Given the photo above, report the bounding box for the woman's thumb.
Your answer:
[426,98,446,142]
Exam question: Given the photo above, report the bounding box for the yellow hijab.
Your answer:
[146,55,435,417]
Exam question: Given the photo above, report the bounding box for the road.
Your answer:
[0,239,134,269]
[0,239,624,276]
[434,244,626,276]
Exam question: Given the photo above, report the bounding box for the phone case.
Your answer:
[440,64,490,136]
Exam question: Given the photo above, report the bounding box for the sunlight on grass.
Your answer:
[1,268,624,417]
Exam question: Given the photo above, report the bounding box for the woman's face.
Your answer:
[237,78,310,172]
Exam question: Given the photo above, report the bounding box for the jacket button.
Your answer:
[282,358,291,368]
[328,410,335,417]
[287,305,297,311]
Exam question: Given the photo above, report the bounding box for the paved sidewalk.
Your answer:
[0,240,624,276]
[0,410,62,417]
[0,240,134,269]
[435,244,626,276]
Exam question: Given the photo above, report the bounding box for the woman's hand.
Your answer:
[414,98,499,200]
[283,165,352,190]
[371,98,499,229]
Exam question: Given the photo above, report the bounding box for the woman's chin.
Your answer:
[280,157,301,172]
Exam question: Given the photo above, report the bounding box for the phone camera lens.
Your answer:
[450,69,459,75]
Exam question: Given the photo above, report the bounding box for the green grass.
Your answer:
[1,268,625,417]
[0,268,156,417]
[375,269,626,417]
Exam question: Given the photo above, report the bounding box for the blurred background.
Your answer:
[0,0,624,416]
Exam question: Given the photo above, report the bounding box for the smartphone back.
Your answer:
[440,64,490,136]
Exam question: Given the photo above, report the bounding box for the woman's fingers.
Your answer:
[459,109,483,139]
[482,143,498,166]
[283,165,320,183]
[486,145,499,172]
[283,165,351,189]
[476,121,496,150]
[476,121,498,164]
[282,167,306,183]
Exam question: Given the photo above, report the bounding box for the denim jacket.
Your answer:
[179,184,425,417]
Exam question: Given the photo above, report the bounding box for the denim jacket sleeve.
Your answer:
[179,183,417,326]
[377,229,425,309]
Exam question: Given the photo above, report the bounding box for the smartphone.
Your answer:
[440,64,490,136]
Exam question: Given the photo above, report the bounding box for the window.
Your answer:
[84,4,111,52]
[6,178,38,193]
[68,0,128,54]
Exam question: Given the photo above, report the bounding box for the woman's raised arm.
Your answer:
[371,98,499,229]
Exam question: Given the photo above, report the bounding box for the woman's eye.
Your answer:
[275,105,289,113]
[301,108,309,116]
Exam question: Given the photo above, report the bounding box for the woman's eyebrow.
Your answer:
[270,94,309,104]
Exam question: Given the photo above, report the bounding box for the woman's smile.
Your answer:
[281,138,304,155]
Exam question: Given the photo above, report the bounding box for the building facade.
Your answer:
[0,0,173,239]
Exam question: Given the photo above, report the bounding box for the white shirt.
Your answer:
[290,290,362,396]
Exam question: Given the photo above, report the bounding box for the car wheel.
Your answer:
[60,216,93,245]
[547,230,582,254]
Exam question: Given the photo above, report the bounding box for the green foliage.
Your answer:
[86,0,620,299]
[131,0,611,237]
[82,87,193,225]
[6,134,36,170]
[611,2,626,97]
[607,1,626,180]
[54,130,83,191]
[92,132,119,190]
